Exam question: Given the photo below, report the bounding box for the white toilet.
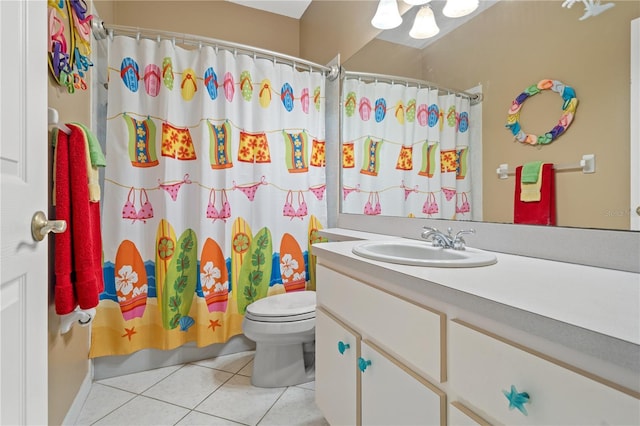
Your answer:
[242,291,316,388]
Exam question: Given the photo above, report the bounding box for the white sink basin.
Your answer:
[352,240,497,268]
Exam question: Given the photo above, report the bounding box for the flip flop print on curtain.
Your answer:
[281,83,295,112]
[406,99,416,123]
[394,100,405,125]
[344,92,357,117]
[162,57,174,90]
[233,176,267,201]
[283,131,308,173]
[120,57,140,92]
[122,187,154,223]
[300,88,309,114]
[240,71,253,101]
[224,72,235,102]
[283,190,308,220]
[143,64,161,97]
[259,79,272,108]
[206,189,231,222]
[123,114,159,167]
[204,67,219,100]
[161,123,197,160]
[158,174,192,201]
[180,68,198,101]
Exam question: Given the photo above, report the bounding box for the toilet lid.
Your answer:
[245,291,316,320]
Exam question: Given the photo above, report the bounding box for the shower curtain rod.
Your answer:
[91,20,340,80]
[344,70,482,105]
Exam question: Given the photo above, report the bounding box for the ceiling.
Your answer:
[226,0,313,19]
[227,0,498,49]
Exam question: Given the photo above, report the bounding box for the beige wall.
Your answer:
[47,22,94,426]
[420,1,639,229]
[46,2,117,424]
[343,38,424,79]
[107,1,300,57]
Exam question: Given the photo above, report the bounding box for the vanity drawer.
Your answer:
[316,265,445,382]
[449,319,640,425]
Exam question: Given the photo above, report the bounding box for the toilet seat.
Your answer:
[245,291,316,323]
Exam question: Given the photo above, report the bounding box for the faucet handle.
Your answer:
[453,229,475,250]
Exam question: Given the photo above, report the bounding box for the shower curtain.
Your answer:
[341,78,472,219]
[90,35,328,357]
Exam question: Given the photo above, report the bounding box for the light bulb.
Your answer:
[409,5,440,39]
[442,0,479,18]
[371,0,403,30]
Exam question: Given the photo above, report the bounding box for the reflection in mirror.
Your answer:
[341,0,640,231]
[341,72,482,222]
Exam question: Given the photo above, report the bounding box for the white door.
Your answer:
[0,1,49,424]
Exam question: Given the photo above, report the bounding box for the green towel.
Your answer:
[521,161,542,184]
[70,122,107,167]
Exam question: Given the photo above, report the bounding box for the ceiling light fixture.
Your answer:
[371,0,403,30]
[409,5,440,39]
[442,0,480,18]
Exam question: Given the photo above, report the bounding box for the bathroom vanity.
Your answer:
[312,231,640,425]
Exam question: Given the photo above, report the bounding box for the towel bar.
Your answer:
[496,154,595,179]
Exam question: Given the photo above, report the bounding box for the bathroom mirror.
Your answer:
[339,0,639,231]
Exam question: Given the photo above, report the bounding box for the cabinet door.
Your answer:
[317,265,445,382]
[316,308,360,426]
[449,320,640,425]
[360,340,445,426]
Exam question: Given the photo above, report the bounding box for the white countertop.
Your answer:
[313,230,640,347]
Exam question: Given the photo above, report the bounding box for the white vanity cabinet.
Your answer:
[449,319,640,425]
[315,265,447,425]
[313,249,640,426]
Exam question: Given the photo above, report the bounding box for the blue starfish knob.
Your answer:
[502,385,530,416]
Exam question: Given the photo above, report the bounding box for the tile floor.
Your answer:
[75,351,329,426]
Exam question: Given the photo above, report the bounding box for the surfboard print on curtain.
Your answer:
[200,238,230,313]
[115,240,148,321]
[236,227,272,315]
[161,229,198,331]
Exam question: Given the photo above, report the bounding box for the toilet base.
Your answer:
[251,340,315,388]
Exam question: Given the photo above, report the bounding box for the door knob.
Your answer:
[31,211,67,241]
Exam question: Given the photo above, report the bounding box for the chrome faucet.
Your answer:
[421,226,475,250]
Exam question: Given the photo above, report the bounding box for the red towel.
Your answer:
[514,163,556,226]
[54,125,104,315]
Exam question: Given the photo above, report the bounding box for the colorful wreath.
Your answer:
[505,79,578,145]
